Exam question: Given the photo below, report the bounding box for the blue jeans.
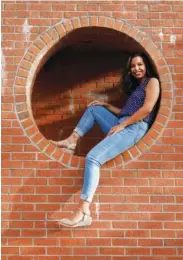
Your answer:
[74,105,149,202]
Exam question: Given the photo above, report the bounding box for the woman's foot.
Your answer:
[58,208,92,228]
[51,132,80,153]
[54,139,76,150]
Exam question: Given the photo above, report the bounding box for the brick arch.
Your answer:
[14,16,173,169]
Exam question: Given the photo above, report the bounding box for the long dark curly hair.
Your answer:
[122,52,159,96]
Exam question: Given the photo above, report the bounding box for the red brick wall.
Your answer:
[2,1,183,260]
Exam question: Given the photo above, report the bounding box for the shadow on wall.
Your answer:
[32,46,130,156]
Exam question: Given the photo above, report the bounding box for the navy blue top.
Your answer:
[118,77,156,125]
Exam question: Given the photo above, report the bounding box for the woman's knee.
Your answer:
[85,151,101,167]
[87,105,105,114]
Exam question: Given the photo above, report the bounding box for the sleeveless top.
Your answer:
[118,77,156,125]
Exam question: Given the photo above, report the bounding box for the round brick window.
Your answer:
[15,16,173,168]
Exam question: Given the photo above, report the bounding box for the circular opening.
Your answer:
[31,27,159,157]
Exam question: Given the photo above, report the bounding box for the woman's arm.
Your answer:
[107,78,160,135]
[105,103,121,115]
[88,100,121,115]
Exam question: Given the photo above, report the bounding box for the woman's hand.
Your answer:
[87,100,121,116]
[87,100,107,107]
[107,122,126,136]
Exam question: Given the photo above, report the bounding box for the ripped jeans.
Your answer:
[74,105,149,202]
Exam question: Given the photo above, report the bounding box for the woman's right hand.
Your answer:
[87,100,108,107]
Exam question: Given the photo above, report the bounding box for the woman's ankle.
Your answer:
[69,132,80,143]
[79,200,91,214]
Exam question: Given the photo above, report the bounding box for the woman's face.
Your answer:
[130,56,147,81]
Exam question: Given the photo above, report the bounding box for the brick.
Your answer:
[122,150,133,163]
[125,195,149,203]
[139,187,163,195]
[7,257,33,260]
[113,257,137,260]
[112,238,137,246]
[90,16,98,27]
[23,177,46,185]
[126,248,150,255]
[72,17,80,29]
[2,177,21,185]
[2,160,23,169]
[100,247,124,255]
[47,27,59,42]
[24,52,36,63]
[20,247,46,255]
[139,222,162,229]
[63,21,73,33]
[70,155,80,168]
[139,258,164,260]
[164,205,183,212]
[22,212,45,220]
[47,247,72,255]
[13,203,34,211]
[151,195,174,203]
[21,229,46,237]
[152,248,176,255]
[126,161,149,169]
[12,136,29,144]
[23,161,49,168]
[35,258,59,260]
[138,239,162,246]
[150,162,175,169]
[2,111,16,120]
[129,145,141,158]
[100,4,121,11]
[1,247,19,255]
[22,195,46,203]
[2,228,20,237]
[150,178,174,186]
[36,138,49,150]
[60,238,85,246]
[61,152,71,165]
[151,230,176,238]
[138,204,162,212]
[87,257,111,260]
[136,140,147,153]
[20,60,32,70]
[164,222,183,229]
[10,190,32,201]
[114,154,123,166]
[112,221,137,229]
[80,16,89,27]
[125,230,150,238]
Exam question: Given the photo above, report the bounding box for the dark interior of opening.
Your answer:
[31,27,159,156]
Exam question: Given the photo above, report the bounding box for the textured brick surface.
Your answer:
[1,1,183,259]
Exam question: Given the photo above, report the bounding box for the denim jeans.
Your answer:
[74,105,149,202]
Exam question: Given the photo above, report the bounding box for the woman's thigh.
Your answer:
[86,120,148,165]
[89,105,119,134]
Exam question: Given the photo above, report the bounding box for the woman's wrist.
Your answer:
[104,102,109,108]
[121,121,127,128]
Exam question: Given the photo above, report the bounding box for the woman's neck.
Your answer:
[138,76,147,84]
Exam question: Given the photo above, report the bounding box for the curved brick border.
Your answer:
[14,16,173,169]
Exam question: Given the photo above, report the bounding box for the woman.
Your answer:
[54,52,160,227]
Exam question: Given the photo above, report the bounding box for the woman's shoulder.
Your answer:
[146,77,160,93]
[148,77,160,85]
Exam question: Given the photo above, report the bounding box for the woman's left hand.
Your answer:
[107,122,126,136]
